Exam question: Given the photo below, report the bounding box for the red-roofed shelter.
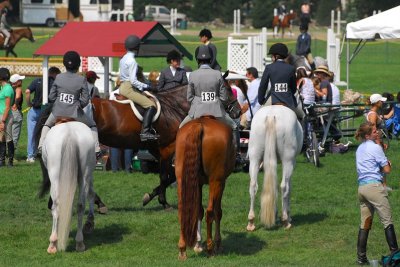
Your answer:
[35,21,193,101]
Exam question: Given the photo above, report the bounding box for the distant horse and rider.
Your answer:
[272,11,296,38]
[0,27,35,57]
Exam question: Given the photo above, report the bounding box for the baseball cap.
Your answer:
[370,93,387,104]
[10,74,25,83]
[86,71,100,80]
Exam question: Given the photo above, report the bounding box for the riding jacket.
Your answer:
[258,60,297,109]
[48,71,89,119]
[157,66,188,91]
[296,32,312,56]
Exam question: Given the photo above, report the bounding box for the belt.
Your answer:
[358,180,382,186]
[273,102,287,106]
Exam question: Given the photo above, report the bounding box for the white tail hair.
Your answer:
[260,116,278,228]
[57,138,78,251]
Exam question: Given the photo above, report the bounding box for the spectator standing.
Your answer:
[0,67,14,167]
[9,73,25,152]
[295,24,315,70]
[25,66,60,163]
[355,122,398,265]
[157,50,188,91]
[198,29,221,71]
[245,67,261,128]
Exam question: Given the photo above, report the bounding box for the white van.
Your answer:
[20,0,134,27]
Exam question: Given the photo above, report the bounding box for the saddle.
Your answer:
[55,117,76,125]
[113,91,161,122]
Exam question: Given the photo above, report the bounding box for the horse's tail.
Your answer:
[180,122,203,248]
[260,116,278,228]
[57,137,79,251]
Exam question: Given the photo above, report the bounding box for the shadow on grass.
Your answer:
[291,212,328,226]
[112,204,178,213]
[67,223,130,251]
[220,231,266,255]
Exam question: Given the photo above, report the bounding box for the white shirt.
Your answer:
[330,83,340,105]
[170,66,177,77]
[119,51,149,91]
[231,84,247,106]
[300,78,315,105]
[246,78,261,121]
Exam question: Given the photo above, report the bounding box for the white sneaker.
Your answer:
[26,157,35,163]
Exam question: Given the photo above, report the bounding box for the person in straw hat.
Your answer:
[313,65,332,103]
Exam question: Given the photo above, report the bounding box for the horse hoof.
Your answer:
[76,242,85,252]
[142,193,151,206]
[246,223,256,232]
[98,205,108,214]
[283,221,292,230]
[178,252,187,261]
[47,245,57,254]
[193,243,203,253]
[83,220,95,234]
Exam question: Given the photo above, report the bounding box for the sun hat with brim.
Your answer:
[370,93,387,104]
[225,73,247,80]
[314,65,331,76]
[9,74,25,83]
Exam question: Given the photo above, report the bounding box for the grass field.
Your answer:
[1,26,400,266]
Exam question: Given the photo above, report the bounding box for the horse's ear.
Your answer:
[222,70,229,80]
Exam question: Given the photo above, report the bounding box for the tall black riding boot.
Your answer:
[357,228,369,265]
[233,129,243,170]
[140,106,159,142]
[385,224,399,252]
[7,141,14,167]
[0,141,5,167]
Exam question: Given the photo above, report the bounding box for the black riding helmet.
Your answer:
[63,50,81,71]
[195,45,213,63]
[268,43,289,58]
[125,35,141,51]
[0,67,10,81]
[166,50,182,63]
[199,29,212,39]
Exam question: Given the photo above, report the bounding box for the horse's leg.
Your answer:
[280,159,295,229]
[47,184,59,254]
[213,180,226,253]
[84,176,95,234]
[94,193,107,214]
[247,151,262,232]
[206,182,216,257]
[194,185,204,253]
[75,177,87,252]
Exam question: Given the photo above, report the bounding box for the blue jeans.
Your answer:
[27,108,42,158]
[110,147,133,172]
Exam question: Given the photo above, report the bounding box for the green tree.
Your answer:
[251,0,279,28]
[353,0,398,18]
[190,0,216,22]
[219,0,243,23]
[314,0,337,26]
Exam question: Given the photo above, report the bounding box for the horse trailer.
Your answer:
[20,0,134,27]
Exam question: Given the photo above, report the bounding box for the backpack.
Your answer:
[382,249,400,267]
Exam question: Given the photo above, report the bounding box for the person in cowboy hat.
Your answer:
[38,51,102,159]
[180,44,242,166]
[313,65,332,103]
[258,42,305,122]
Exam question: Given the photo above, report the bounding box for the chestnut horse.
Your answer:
[176,116,235,260]
[272,12,296,38]
[92,85,190,209]
[0,27,35,57]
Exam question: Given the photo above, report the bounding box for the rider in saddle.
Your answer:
[258,43,305,124]
[0,8,11,48]
[119,35,159,142]
[180,45,242,166]
[277,1,287,22]
[157,50,188,91]
[295,24,316,70]
[38,51,102,159]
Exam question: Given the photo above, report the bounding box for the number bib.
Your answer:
[59,93,74,104]
[274,83,288,92]
[201,92,217,102]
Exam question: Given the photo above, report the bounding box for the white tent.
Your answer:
[344,5,400,88]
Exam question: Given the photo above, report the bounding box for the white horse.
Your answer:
[246,105,303,231]
[41,121,96,253]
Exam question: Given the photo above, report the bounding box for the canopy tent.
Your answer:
[34,21,193,100]
[344,5,400,88]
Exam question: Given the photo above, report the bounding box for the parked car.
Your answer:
[144,5,186,25]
